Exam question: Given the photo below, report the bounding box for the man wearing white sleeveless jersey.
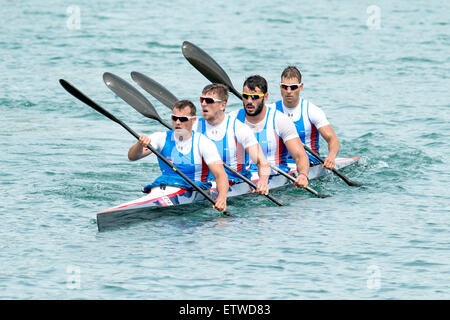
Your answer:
[128,100,229,213]
[269,66,340,169]
[230,75,310,189]
[194,83,270,195]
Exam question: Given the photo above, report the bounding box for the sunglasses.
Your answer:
[171,114,196,122]
[280,83,302,91]
[199,96,223,104]
[241,92,265,100]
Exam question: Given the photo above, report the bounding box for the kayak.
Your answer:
[96,157,360,231]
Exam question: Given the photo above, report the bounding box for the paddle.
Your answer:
[102,73,172,129]
[130,72,177,111]
[302,145,362,187]
[59,78,230,216]
[126,71,284,207]
[269,165,329,198]
[181,41,242,99]
[182,40,362,187]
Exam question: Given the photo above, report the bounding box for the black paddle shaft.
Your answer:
[302,145,362,187]
[269,164,329,198]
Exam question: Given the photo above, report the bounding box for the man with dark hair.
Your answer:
[269,66,340,169]
[195,83,270,195]
[230,75,310,189]
[128,100,229,212]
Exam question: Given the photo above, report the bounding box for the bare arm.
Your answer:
[246,144,270,195]
[284,137,310,188]
[207,161,229,212]
[318,124,340,169]
[128,135,152,161]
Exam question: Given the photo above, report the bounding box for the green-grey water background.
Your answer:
[1,0,449,299]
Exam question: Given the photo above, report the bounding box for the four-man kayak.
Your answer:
[96,157,360,231]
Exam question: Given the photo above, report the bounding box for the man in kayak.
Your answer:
[269,66,340,169]
[128,100,229,213]
[230,75,310,189]
[195,83,270,195]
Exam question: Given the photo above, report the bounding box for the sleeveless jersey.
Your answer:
[196,116,250,180]
[275,99,320,164]
[144,130,211,191]
[236,108,289,170]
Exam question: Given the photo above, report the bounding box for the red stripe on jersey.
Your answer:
[275,135,284,165]
[310,125,319,153]
[235,136,244,172]
[200,157,209,182]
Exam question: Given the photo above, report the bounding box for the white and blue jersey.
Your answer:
[143,130,220,191]
[273,99,328,164]
[196,115,253,181]
[235,107,290,172]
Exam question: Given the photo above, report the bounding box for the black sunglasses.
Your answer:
[171,114,196,122]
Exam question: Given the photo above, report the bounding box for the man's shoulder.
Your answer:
[301,97,322,111]
[228,109,242,120]
[196,131,221,161]
[233,116,255,135]
[196,131,218,147]
[273,108,292,122]
[304,99,328,120]
[266,102,276,109]
[194,130,209,139]
[272,108,299,139]
[151,131,168,139]
[192,118,200,131]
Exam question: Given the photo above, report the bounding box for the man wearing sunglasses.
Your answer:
[269,66,340,170]
[128,100,229,212]
[195,83,270,195]
[230,75,310,189]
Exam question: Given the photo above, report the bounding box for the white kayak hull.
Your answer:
[96,157,360,230]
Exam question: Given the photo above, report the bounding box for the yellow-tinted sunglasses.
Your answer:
[241,92,265,100]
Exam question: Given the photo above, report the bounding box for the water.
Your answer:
[1,0,449,299]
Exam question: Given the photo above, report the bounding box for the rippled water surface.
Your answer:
[1,0,449,299]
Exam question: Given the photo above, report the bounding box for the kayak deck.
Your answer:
[96,157,360,231]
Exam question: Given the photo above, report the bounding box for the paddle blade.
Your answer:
[182,41,242,99]
[103,72,161,121]
[131,71,178,110]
